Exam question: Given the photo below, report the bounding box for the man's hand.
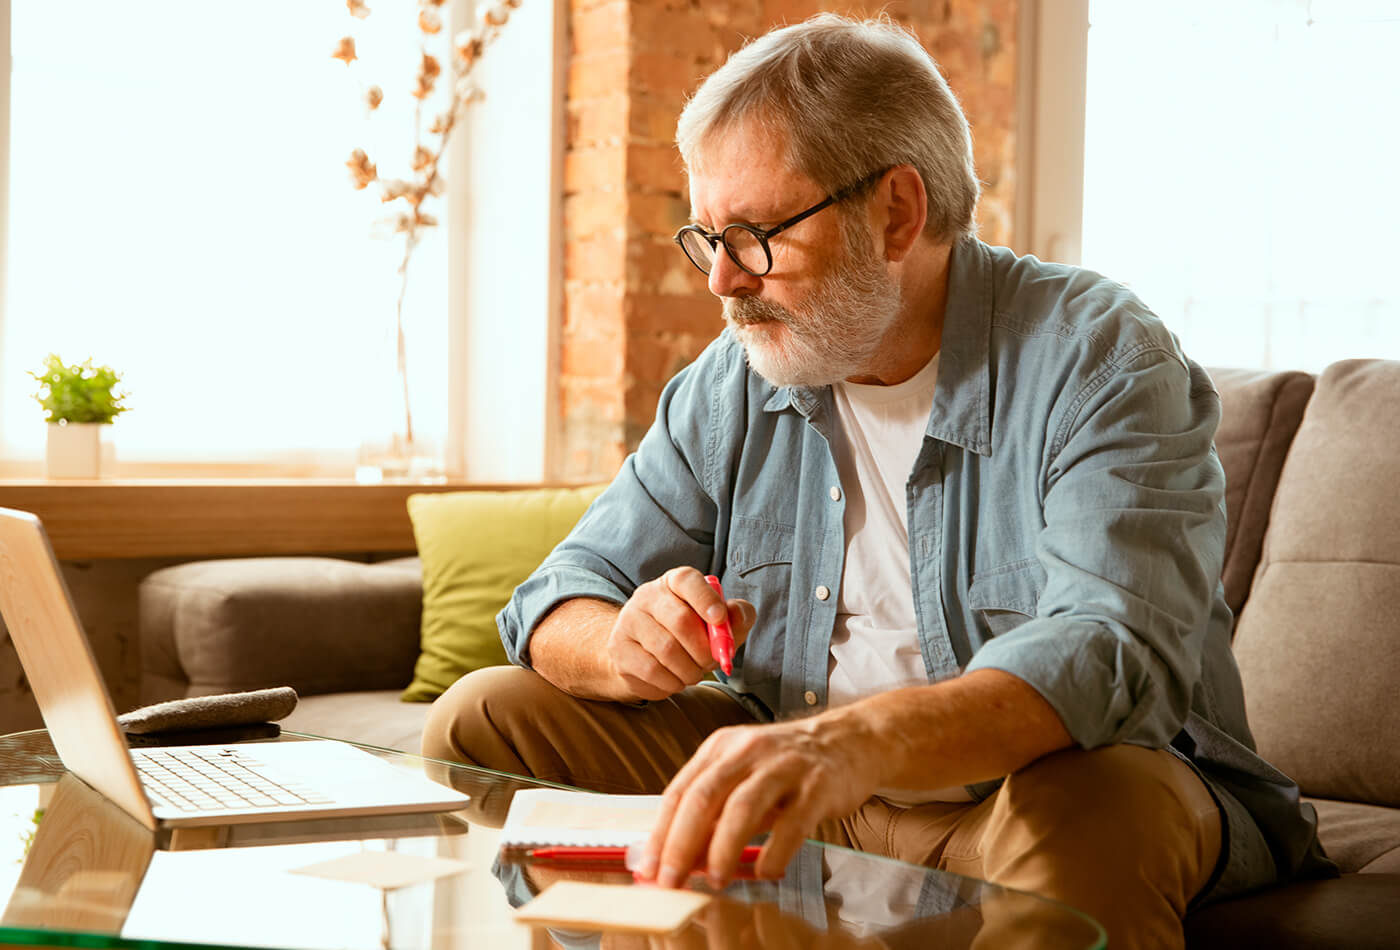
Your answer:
[530,567,755,703]
[606,567,755,702]
[632,710,884,889]
[629,670,1075,890]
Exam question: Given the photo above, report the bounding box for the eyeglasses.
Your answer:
[673,169,885,278]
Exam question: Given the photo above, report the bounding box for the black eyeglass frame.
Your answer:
[673,168,887,278]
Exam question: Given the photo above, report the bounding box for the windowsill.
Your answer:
[0,478,560,559]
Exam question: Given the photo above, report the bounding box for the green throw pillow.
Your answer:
[402,484,607,702]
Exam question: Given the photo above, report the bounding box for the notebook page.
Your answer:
[500,789,663,848]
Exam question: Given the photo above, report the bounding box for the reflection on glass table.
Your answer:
[0,729,1105,949]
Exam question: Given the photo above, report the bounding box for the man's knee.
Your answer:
[972,745,1222,950]
[1000,744,1213,827]
[986,744,1221,904]
[420,664,562,766]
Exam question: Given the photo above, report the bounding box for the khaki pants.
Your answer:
[424,666,1222,950]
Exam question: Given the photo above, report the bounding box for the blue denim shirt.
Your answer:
[500,237,1334,898]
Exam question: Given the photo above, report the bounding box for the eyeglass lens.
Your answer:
[678,226,769,276]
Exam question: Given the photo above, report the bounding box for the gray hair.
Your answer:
[676,14,980,242]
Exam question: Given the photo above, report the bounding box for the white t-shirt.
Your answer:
[828,352,971,804]
[823,848,929,937]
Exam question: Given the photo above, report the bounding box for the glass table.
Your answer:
[0,729,1105,949]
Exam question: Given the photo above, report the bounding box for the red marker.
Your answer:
[527,844,762,864]
[704,574,734,675]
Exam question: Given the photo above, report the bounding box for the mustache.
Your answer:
[725,295,793,327]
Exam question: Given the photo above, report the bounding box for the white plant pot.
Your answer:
[45,422,104,479]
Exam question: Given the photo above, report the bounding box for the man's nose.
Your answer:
[707,246,762,298]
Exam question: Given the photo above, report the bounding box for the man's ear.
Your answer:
[877,165,927,263]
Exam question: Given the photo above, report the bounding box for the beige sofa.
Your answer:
[138,360,1400,946]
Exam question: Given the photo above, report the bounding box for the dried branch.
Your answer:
[335,0,523,447]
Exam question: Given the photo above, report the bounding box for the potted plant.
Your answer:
[29,354,129,478]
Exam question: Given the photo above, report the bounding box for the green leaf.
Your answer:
[28,353,130,424]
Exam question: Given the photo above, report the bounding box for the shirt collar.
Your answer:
[763,384,814,415]
[925,235,992,456]
[760,235,993,456]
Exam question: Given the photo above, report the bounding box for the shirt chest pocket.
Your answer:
[725,516,795,598]
[723,517,795,682]
[967,558,1046,638]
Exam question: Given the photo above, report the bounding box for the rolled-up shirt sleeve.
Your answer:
[965,349,1227,749]
[498,341,731,669]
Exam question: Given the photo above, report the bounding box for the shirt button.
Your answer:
[804,690,818,706]
[815,585,830,601]
[829,485,841,501]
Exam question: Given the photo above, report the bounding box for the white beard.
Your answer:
[724,219,902,388]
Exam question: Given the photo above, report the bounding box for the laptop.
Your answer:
[0,506,469,829]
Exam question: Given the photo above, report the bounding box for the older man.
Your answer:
[424,15,1332,947]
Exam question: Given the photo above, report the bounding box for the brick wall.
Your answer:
[560,0,1019,479]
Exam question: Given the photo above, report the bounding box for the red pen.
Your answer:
[526,844,762,864]
[703,575,734,675]
[526,846,637,861]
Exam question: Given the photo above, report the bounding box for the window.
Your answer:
[1029,0,1400,372]
[0,0,562,479]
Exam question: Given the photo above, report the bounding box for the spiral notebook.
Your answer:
[499,789,663,850]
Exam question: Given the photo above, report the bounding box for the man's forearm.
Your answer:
[528,598,626,701]
[824,668,1076,791]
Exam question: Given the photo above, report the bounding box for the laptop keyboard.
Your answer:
[134,747,334,812]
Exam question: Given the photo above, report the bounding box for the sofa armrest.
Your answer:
[139,557,423,704]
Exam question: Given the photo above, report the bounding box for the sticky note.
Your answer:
[514,880,710,934]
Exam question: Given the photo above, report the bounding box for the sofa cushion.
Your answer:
[402,485,607,702]
[139,557,424,700]
[1208,368,1315,619]
[282,689,431,753]
[1184,874,1400,949]
[1231,360,1400,807]
[1308,797,1400,874]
